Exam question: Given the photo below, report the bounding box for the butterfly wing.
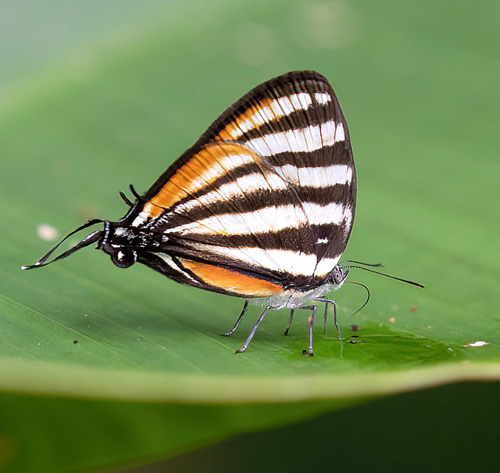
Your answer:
[213,71,356,269]
[123,71,356,297]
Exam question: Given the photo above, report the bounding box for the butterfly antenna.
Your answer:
[342,265,424,288]
[341,259,384,268]
[21,219,104,270]
[347,281,371,316]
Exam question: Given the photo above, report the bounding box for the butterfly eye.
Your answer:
[331,266,346,286]
[111,250,137,269]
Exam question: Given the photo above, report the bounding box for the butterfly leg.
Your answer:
[235,305,271,354]
[284,309,295,336]
[299,305,318,357]
[222,300,249,337]
[323,303,328,334]
[316,297,342,341]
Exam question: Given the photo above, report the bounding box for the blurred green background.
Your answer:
[1,0,499,472]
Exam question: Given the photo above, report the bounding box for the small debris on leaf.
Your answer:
[464,341,488,348]
[37,223,58,241]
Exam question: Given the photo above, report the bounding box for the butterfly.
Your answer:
[23,71,360,356]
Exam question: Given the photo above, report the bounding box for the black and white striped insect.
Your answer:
[23,71,422,355]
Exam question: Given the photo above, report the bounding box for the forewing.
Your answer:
[126,71,356,292]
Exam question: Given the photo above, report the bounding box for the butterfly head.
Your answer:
[97,222,140,269]
[21,219,146,271]
[328,264,349,289]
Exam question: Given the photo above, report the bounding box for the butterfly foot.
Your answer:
[302,349,314,357]
[235,346,247,354]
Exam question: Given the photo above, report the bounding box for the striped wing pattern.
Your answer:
[126,71,356,298]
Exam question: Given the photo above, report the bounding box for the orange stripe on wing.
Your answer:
[216,98,279,141]
[179,258,283,298]
[144,143,262,219]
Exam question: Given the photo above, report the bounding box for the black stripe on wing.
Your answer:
[167,224,348,255]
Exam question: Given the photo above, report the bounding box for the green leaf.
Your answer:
[1,0,499,471]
